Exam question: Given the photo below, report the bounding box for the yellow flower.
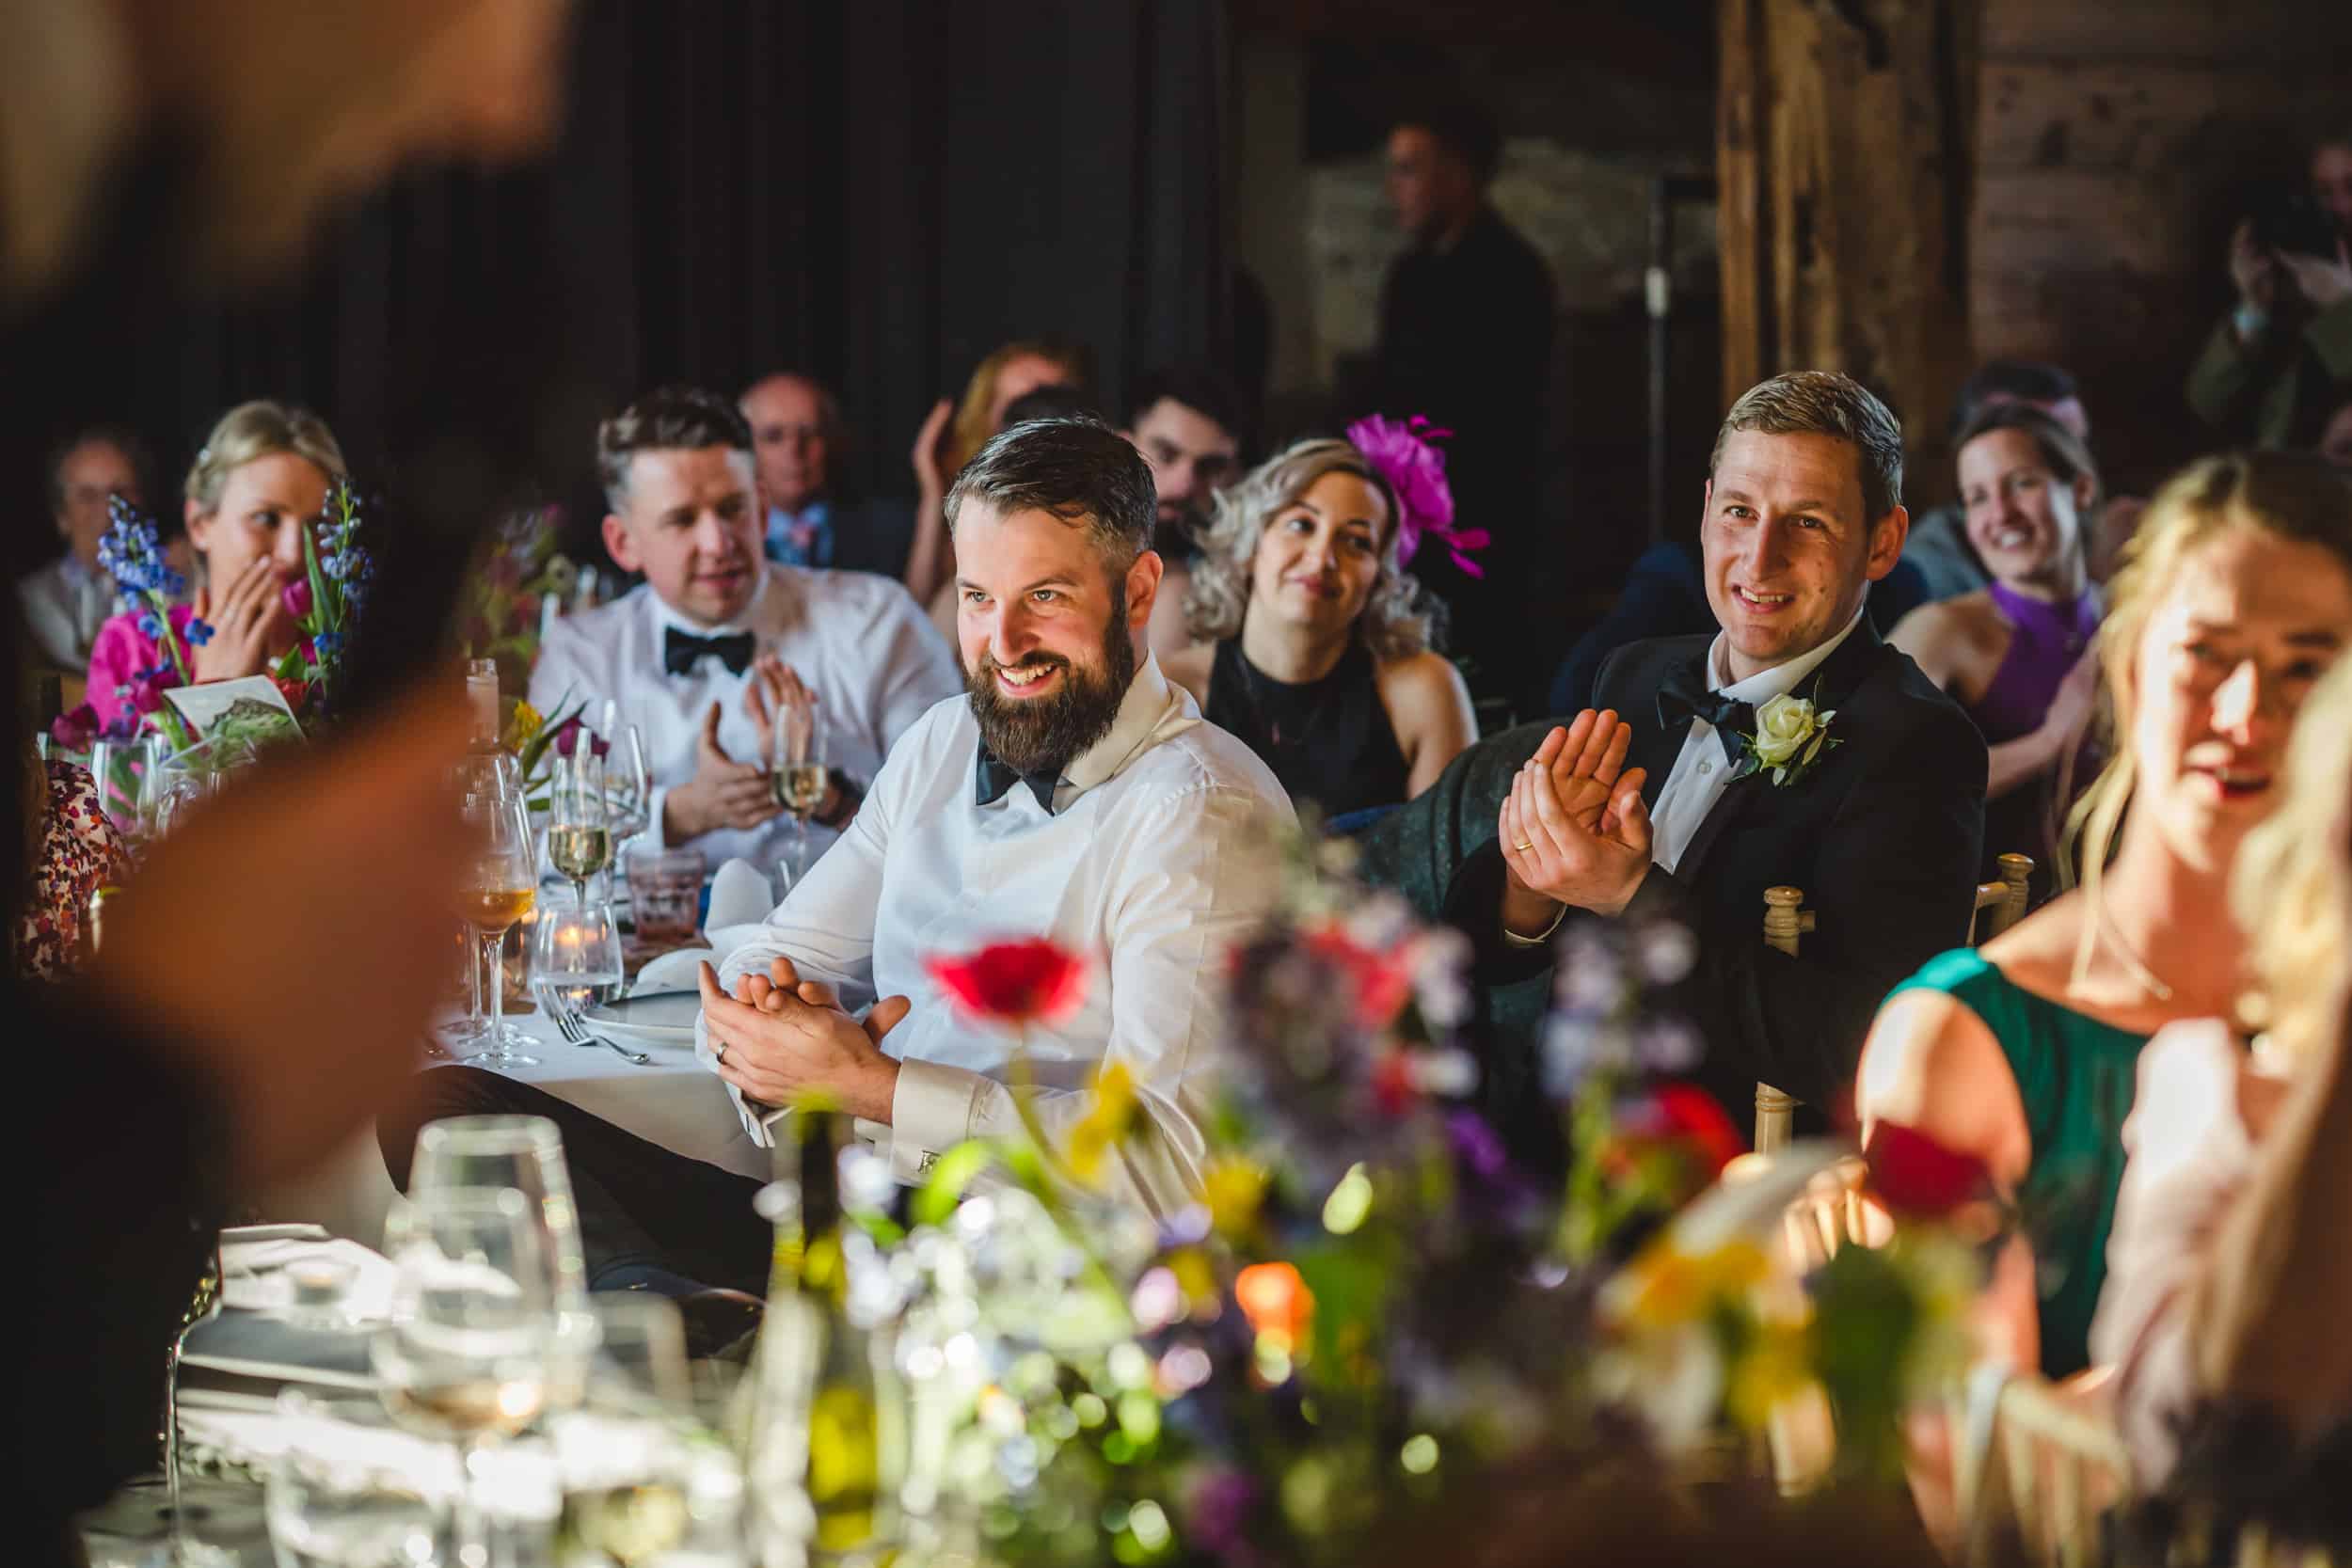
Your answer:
[501,697,543,753]
[1202,1156,1269,1237]
[1621,1239,1772,1330]
[1167,1244,1219,1307]
[1065,1060,1137,1184]
[1725,1317,1814,1429]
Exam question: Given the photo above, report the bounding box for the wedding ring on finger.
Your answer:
[1513,840,1535,852]
[714,1040,729,1064]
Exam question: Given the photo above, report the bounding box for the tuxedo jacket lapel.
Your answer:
[1654,619,1890,881]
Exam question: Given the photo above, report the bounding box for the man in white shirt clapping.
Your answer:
[531,388,958,874]
[698,415,1294,1219]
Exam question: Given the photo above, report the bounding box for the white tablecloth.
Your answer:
[252,1006,770,1247]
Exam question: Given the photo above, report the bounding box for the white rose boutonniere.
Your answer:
[1736,682,1840,786]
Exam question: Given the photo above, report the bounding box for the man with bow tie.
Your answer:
[530,387,958,874]
[1359,372,1986,1160]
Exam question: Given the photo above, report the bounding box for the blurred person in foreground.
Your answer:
[1858,452,2352,1385]
[2187,125,2352,451]
[0,0,572,1560]
[2092,652,2352,1524]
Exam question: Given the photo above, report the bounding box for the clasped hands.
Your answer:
[665,656,837,840]
[1498,708,1654,935]
[696,954,910,1124]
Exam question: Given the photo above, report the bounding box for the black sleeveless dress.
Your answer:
[1203,640,1412,817]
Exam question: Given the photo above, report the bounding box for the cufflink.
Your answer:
[915,1149,940,1175]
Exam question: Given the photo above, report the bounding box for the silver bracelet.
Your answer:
[1501,901,1569,948]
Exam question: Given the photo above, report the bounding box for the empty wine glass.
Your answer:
[373,1187,556,1567]
[452,786,538,1066]
[547,747,612,908]
[769,686,824,887]
[598,709,653,855]
[404,1115,593,1387]
[532,901,625,1022]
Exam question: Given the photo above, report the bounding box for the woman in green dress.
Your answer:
[1855,451,2352,1382]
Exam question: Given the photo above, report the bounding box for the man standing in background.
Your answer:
[1369,100,1555,700]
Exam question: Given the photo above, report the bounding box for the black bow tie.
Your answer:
[663,626,755,677]
[1656,664,1753,764]
[974,742,1063,815]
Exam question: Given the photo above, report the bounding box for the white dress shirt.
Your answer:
[1646,608,1863,873]
[707,655,1295,1218]
[18,552,115,671]
[528,565,959,869]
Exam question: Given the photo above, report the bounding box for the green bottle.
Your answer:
[744,1111,904,1565]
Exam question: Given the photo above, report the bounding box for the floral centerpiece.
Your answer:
[831,831,1992,1567]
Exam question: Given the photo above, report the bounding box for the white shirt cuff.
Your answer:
[647,782,678,849]
[888,1057,985,1184]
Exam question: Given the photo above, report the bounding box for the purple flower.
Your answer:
[590,735,610,760]
[1343,413,1490,578]
[551,718,581,759]
[280,578,313,623]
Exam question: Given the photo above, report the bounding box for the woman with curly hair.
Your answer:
[1164,426,1478,821]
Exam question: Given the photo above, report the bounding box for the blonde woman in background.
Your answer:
[901,338,1090,610]
[2091,651,2352,1490]
[85,400,347,727]
[1162,436,1474,822]
[1854,451,2352,1382]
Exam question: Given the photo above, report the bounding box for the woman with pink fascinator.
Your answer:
[1164,417,1481,826]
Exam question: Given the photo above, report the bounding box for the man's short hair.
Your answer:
[1396,100,1503,187]
[739,371,844,442]
[1123,365,1246,447]
[596,386,753,510]
[1949,359,2082,443]
[1000,384,1102,429]
[46,424,150,513]
[944,416,1156,573]
[1710,371,1906,522]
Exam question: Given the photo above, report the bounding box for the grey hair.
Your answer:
[1182,436,1440,661]
[1710,371,1905,522]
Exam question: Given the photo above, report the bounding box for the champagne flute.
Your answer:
[373,1187,556,1566]
[547,747,612,908]
[598,710,653,854]
[770,685,825,889]
[454,787,539,1067]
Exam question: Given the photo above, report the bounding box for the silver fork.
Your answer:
[548,994,651,1064]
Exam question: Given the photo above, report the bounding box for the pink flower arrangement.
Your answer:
[1343,413,1490,578]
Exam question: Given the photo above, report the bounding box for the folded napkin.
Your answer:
[632,945,716,997]
[220,1237,398,1321]
[706,856,775,929]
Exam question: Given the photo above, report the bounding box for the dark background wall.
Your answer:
[12,0,1231,576]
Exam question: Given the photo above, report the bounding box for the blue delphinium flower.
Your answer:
[185,618,215,645]
[312,631,342,657]
[136,610,164,640]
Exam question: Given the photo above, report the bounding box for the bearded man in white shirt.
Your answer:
[530,387,958,874]
[386,417,1289,1330]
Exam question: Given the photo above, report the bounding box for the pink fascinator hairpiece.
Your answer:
[1343,414,1488,578]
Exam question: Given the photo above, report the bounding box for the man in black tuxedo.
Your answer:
[1359,371,1985,1157]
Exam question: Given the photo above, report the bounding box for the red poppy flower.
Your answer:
[925,938,1089,1027]
[1866,1122,1989,1215]
[1303,924,1416,1030]
[1643,1083,1746,1176]
[272,675,313,714]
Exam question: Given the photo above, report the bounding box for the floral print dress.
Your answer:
[18,760,131,979]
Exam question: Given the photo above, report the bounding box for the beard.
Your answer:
[965,583,1138,780]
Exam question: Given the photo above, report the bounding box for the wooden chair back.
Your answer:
[1753,852,2034,1152]
[1958,1367,2129,1568]
[1971,853,2035,946]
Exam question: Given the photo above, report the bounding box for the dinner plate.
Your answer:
[583,990,701,1046]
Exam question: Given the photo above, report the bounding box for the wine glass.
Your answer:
[597,708,653,852]
[532,901,625,1023]
[373,1187,556,1566]
[265,1389,454,1568]
[547,747,612,908]
[453,786,539,1067]
[769,685,825,888]
[405,1115,593,1388]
